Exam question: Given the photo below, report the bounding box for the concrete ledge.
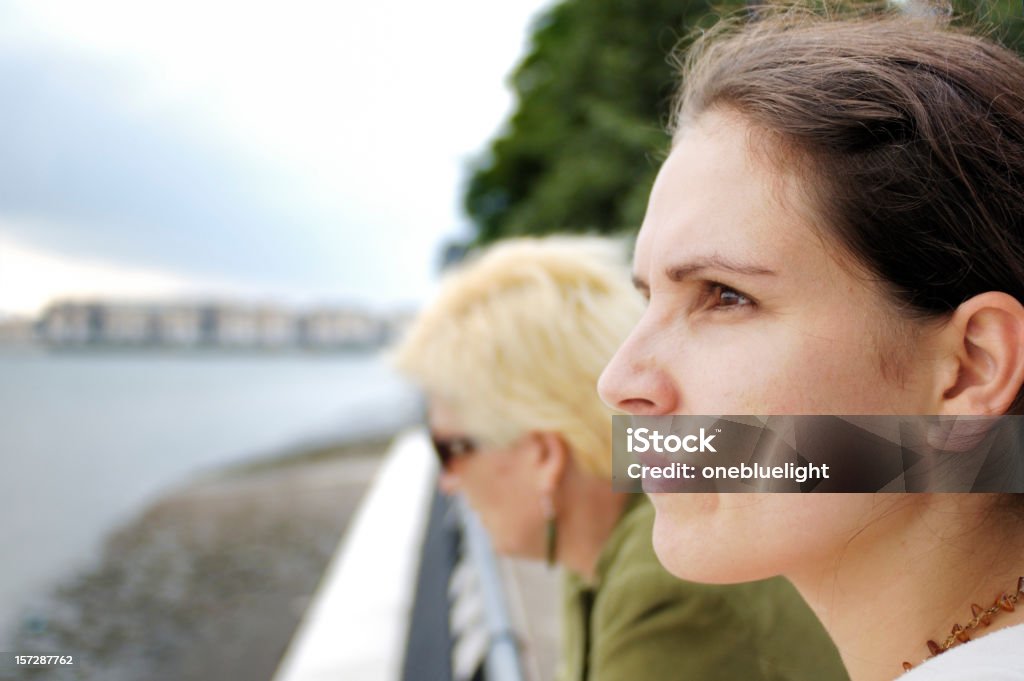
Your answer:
[274,429,438,681]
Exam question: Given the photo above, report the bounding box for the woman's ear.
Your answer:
[530,431,569,494]
[938,292,1024,416]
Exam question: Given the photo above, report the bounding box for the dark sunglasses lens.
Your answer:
[432,438,452,467]
[431,436,475,469]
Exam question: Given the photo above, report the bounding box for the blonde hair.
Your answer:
[391,235,643,478]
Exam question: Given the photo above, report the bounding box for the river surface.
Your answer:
[0,348,420,646]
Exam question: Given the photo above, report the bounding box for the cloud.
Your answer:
[0,0,554,312]
[0,49,361,289]
[0,232,259,315]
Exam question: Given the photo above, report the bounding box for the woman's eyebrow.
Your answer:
[665,256,777,282]
[632,257,775,294]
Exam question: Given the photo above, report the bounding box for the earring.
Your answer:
[541,494,557,567]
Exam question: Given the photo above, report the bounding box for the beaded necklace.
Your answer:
[902,576,1024,673]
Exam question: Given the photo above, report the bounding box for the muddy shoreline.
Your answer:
[4,435,394,681]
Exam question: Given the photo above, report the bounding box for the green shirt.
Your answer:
[557,497,849,681]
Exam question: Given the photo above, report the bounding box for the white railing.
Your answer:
[451,497,527,681]
[273,429,438,681]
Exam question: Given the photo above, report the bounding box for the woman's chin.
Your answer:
[648,492,762,584]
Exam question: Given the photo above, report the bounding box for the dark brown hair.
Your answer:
[671,5,1024,409]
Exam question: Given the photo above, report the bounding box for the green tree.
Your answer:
[465,0,740,245]
[464,0,1024,246]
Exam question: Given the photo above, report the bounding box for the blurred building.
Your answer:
[157,306,205,346]
[37,302,100,345]
[209,305,300,348]
[0,316,35,344]
[28,300,408,351]
[299,309,385,349]
[102,305,157,345]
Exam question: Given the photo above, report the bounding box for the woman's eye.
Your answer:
[703,283,754,310]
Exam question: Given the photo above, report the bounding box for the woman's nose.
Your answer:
[598,330,680,415]
[437,468,461,495]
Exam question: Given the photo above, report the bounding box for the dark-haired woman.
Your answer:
[599,7,1024,681]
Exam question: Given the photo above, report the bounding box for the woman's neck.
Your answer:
[788,494,1024,681]
[557,471,629,584]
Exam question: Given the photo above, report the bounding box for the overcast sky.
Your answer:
[0,0,553,316]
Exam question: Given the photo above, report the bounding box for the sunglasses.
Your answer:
[430,433,478,470]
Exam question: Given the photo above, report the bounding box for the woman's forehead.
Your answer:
[635,112,831,286]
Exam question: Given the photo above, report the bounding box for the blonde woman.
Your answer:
[393,236,848,681]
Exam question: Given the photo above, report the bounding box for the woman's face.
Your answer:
[428,399,547,559]
[597,110,943,583]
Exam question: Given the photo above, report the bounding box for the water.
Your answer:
[0,348,421,646]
